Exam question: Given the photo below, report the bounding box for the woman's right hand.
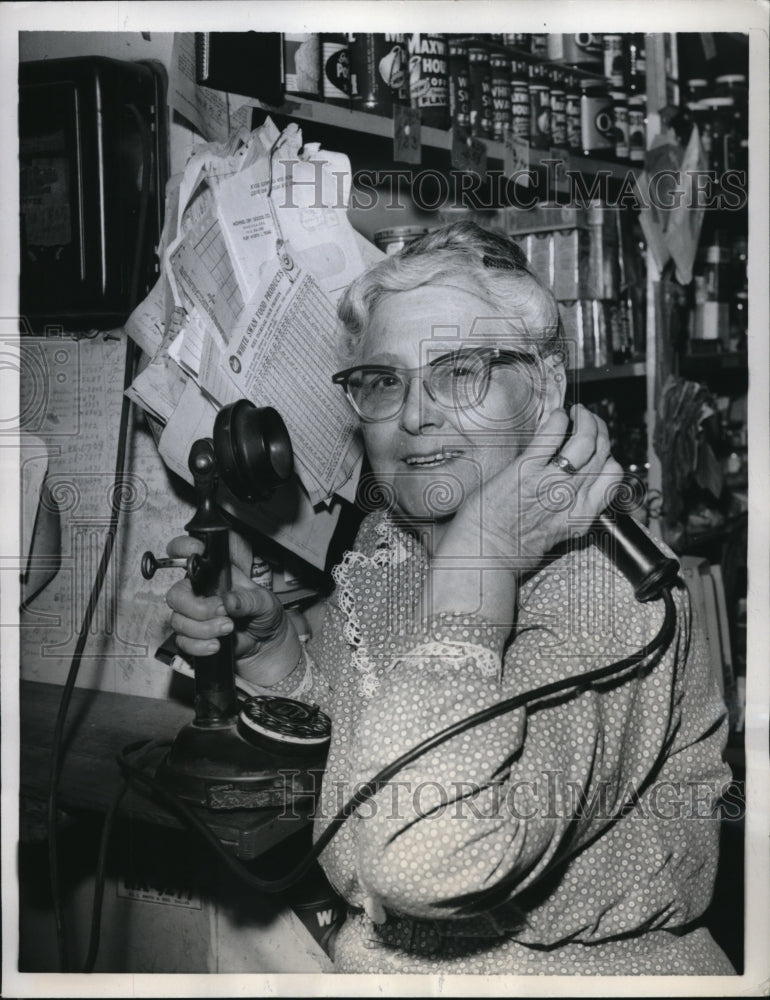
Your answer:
[164,533,302,688]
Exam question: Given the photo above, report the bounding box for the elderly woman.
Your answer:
[166,222,733,975]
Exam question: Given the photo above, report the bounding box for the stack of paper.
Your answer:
[125,117,381,568]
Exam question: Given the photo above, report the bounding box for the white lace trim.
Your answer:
[394,640,501,680]
[332,518,418,698]
[333,518,500,695]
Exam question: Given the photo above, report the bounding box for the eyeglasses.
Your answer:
[331,347,540,423]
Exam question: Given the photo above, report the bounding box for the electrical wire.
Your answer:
[46,100,153,972]
[117,587,677,895]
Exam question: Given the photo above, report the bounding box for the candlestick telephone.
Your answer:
[138,399,680,826]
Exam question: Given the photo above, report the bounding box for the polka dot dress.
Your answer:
[286,512,735,975]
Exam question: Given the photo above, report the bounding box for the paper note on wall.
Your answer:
[208,263,363,502]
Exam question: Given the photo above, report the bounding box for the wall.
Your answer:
[19,31,199,698]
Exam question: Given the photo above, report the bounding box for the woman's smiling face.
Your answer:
[357,284,564,538]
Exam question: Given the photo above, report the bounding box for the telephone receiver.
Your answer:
[559,413,680,602]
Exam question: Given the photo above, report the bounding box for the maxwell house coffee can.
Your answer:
[322,34,350,106]
[349,33,409,114]
[407,33,450,129]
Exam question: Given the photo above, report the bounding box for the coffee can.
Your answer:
[565,71,582,151]
[529,82,551,148]
[561,33,604,70]
[603,34,624,88]
[283,33,322,98]
[322,34,350,106]
[448,37,471,128]
[549,67,566,147]
[490,51,511,141]
[407,33,450,129]
[610,89,629,161]
[349,33,409,114]
[468,42,493,139]
[511,76,530,139]
[628,95,646,163]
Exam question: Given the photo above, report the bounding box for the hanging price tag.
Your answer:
[504,134,530,186]
[548,149,568,188]
[451,126,487,179]
[393,105,422,164]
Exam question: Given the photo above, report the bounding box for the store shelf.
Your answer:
[255,97,638,183]
[570,361,648,383]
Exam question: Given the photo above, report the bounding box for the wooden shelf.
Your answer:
[255,97,638,184]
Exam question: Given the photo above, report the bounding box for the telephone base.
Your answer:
[155,719,326,811]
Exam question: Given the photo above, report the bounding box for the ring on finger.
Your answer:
[549,453,579,476]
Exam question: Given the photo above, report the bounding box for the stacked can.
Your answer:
[448,37,471,129]
[467,41,493,139]
[628,95,646,163]
[490,49,511,141]
[610,89,630,161]
[348,33,409,115]
[549,65,567,147]
[528,57,551,149]
[407,33,450,128]
[603,35,624,89]
[551,33,604,71]
[580,78,614,158]
[321,34,350,106]
[510,51,530,140]
[564,70,582,152]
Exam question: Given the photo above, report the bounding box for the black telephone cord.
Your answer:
[117,587,677,897]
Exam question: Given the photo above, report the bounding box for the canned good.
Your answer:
[549,68,566,146]
[560,33,604,70]
[529,83,551,149]
[505,34,529,49]
[565,72,582,151]
[628,94,646,163]
[373,226,427,255]
[509,51,529,81]
[610,89,629,160]
[321,34,350,106]
[349,33,409,115]
[407,33,450,129]
[580,79,614,157]
[511,77,530,139]
[468,43,493,139]
[283,33,322,98]
[490,51,511,141]
[603,35,624,88]
[623,34,646,94]
[448,38,471,128]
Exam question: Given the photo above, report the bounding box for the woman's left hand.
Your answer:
[434,403,624,571]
